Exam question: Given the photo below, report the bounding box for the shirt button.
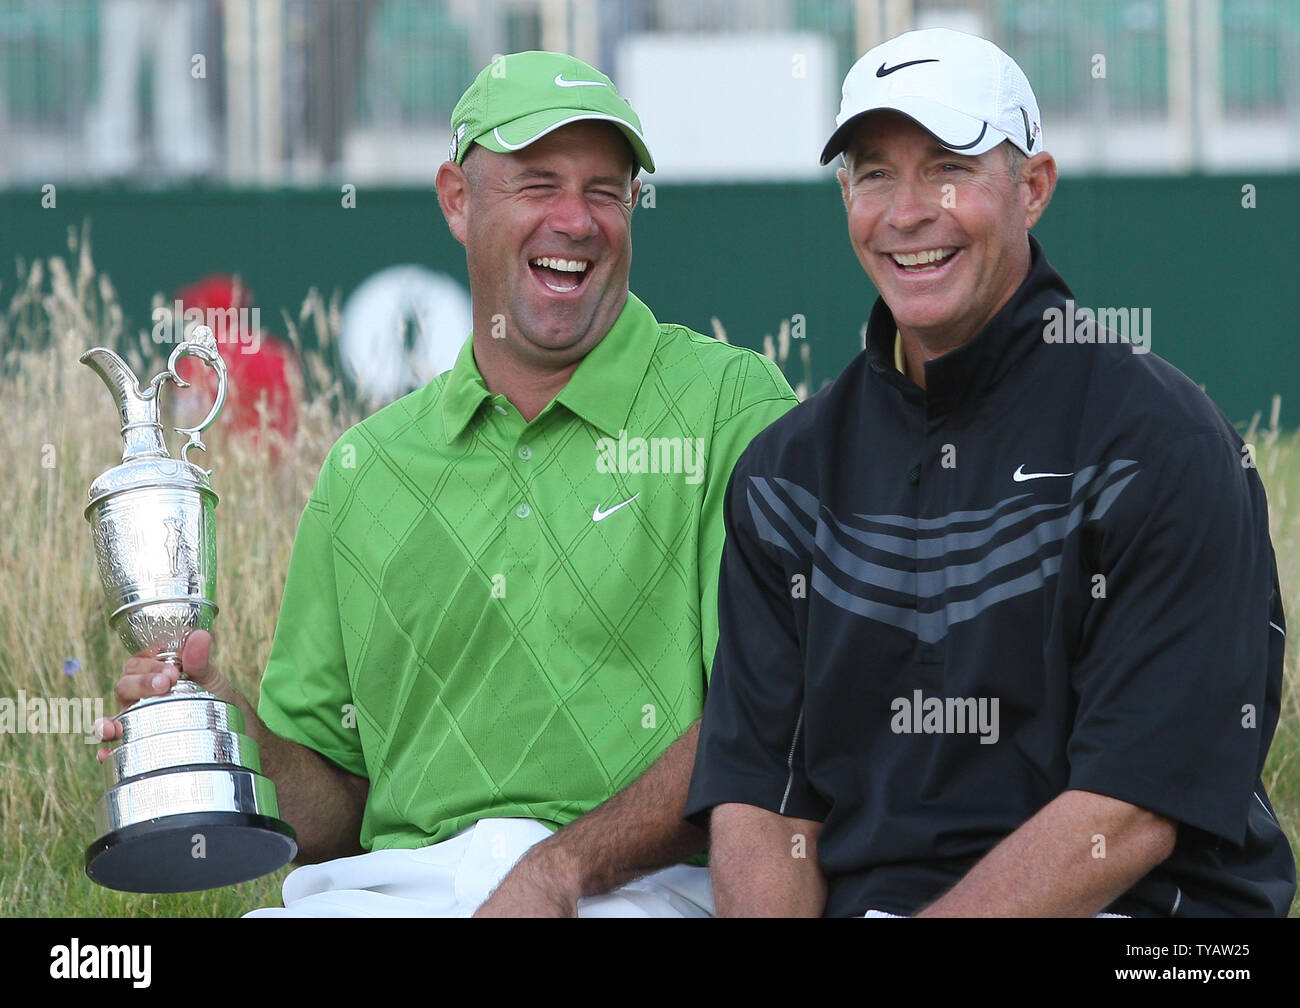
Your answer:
[518,444,532,461]
[516,502,531,519]
[494,404,508,415]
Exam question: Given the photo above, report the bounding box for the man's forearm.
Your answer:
[710,803,826,916]
[505,720,708,901]
[917,788,1177,917]
[206,679,368,866]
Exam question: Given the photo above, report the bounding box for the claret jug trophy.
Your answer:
[81,326,296,892]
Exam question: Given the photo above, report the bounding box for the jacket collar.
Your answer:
[864,234,1075,416]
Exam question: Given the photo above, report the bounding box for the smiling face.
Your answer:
[837,110,1056,354]
[437,120,640,379]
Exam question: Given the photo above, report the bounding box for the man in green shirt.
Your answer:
[102,51,796,916]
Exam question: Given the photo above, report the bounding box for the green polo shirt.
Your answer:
[258,293,798,851]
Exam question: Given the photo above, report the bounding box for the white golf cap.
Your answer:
[820,28,1045,165]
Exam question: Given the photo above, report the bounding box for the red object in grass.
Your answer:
[171,275,300,455]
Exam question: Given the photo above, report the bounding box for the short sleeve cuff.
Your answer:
[1067,758,1248,846]
[685,768,828,830]
[258,688,369,780]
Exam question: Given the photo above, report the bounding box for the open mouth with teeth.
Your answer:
[889,247,959,274]
[529,256,591,293]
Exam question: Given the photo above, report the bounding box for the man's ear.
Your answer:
[1021,152,1057,230]
[837,165,851,212]
[435,160,470,246]
[629,176,641,212]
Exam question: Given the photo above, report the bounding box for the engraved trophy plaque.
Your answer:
[81,326,296,892]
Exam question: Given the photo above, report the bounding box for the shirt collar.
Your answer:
[440,292,661,443]
[440,333,491,443]
[554,292,659,437]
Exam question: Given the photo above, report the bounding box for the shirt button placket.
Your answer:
[515,440,534,520]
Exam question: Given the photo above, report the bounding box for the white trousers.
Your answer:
[244,818,715,918]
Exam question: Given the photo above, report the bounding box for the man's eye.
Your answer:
[941,163,966,172]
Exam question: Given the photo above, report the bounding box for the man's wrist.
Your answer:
[514,833,586,901]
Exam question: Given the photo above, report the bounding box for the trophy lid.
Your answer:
[81,328,226,515]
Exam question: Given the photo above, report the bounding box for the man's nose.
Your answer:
[547,187,597,240]
[886,173,941,231]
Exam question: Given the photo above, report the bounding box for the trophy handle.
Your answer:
[152,325,228,463]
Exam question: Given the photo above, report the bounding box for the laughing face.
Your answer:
[438,121,640,377]
[837,110,1055,355]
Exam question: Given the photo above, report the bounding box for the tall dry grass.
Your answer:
[1245,401,1300,915]
[0,235,1297,915]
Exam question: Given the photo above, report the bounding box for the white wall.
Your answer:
[616,32,838,181]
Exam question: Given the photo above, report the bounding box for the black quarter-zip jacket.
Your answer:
[686,236,1294,916]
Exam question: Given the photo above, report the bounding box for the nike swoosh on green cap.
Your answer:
[449,50,655,174]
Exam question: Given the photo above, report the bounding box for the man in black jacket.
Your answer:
[685,27,1294,917]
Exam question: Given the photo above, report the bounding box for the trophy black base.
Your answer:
[86,810,298,893]
[87,697,299,894]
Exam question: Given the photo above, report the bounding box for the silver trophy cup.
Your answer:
[82,327,296,892]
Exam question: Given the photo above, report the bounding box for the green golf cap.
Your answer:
[449,50,654,174]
